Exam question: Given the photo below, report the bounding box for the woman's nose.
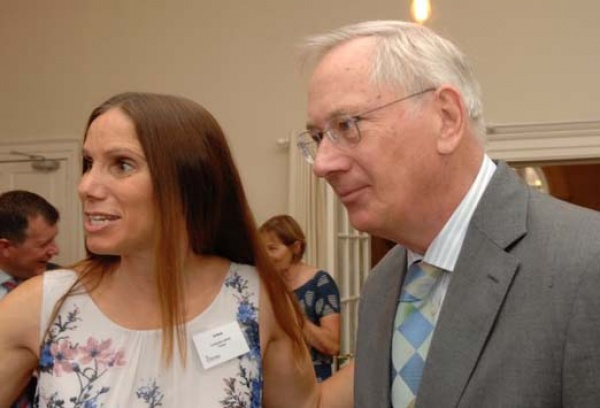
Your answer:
[78,165,106,201]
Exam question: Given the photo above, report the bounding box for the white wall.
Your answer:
[1,1,598,223]
[434,0,600,124]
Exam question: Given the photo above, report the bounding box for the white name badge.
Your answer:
[193,321,250,369]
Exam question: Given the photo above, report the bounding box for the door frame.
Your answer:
[486,120,600,163]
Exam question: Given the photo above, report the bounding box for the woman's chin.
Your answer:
[86,241,119,256]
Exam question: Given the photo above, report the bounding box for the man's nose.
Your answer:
[48,241,59,256]
[312,137,349,178]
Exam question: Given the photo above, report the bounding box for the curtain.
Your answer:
[287,137,329,269]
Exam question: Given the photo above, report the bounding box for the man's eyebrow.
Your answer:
[305,108,353,130]
[305,122,317,131]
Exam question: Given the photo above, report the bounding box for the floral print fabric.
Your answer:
[293,270,341,381]
[37,264,262,408]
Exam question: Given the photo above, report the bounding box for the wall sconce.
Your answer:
[514,166,549,193]
[410,0,432,24]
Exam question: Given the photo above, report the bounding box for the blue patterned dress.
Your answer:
[36,263,262,408]
[293,270,340,381]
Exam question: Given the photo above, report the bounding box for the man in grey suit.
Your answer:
[297,21,600,407]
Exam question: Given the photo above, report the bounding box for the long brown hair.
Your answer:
[47,92,304,364]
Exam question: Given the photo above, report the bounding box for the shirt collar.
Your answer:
[0,269,12,285]
[408,154,496,272]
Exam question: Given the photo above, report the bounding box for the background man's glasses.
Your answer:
[296,88,435,164]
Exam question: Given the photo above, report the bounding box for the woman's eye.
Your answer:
[115,159,135,173]
[82,157,92,172]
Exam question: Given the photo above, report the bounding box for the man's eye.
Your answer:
[309,131,324,144]
[335,118,355,133]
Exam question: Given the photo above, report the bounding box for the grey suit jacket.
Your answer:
[355,161,600,408]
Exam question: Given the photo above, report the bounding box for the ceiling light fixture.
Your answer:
[411,0,432,24]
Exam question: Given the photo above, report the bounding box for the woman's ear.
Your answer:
[434,85,467,155]
[291,240,303,256]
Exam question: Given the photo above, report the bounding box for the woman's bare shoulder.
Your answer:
[0,274,44,353]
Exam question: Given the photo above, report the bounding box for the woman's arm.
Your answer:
[0,277,42,406]
[303,313,340,356]
[260,279,352,408]
[303,271,341,356]
[318,361,354,408]
[260,283,319,408]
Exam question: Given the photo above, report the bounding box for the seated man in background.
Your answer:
[0,189,60,408]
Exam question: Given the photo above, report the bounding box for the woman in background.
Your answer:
[0,92,324,407]
[260,215,341,381]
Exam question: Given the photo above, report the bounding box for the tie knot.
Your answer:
[400,261,444,302]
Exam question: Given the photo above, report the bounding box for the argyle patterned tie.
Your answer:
[391,261,445,408]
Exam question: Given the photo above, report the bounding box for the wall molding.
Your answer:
[486,120,600,163]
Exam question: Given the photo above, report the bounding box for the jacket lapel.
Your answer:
[417,162,529,407]
[355,246,407,407]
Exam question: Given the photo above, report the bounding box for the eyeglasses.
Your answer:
[296,88,436,164]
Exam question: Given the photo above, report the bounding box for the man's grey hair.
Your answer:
[300,20,486,139]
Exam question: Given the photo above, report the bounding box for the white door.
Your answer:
[0,140,84,266]
[0,159,75,266]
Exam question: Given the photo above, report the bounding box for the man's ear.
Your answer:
[0,238,12,256]
[434,85,467,155]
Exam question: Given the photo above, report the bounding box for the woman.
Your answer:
[260,215,341,382]
[0,92,320,407]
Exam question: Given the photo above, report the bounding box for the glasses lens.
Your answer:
[297,131,318,164]
[331,117,361,146]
